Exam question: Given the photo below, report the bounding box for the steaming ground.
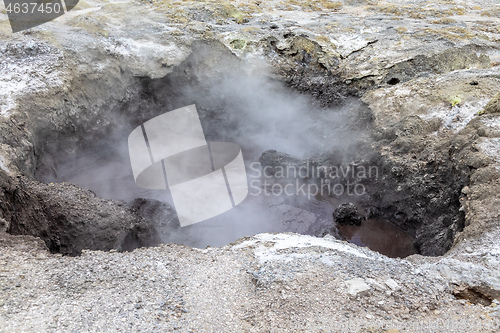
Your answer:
[2,0,500,330]
[39,72,368,248]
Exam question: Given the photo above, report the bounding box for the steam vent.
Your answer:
[1,0,500,331]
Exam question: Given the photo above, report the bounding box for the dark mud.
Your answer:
[338,219,418,258]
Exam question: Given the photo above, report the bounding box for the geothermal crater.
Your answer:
[1,41,469,258]
[1,0,500,331]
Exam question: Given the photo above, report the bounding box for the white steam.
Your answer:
[42,64,369,248]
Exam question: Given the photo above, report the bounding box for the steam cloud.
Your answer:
[41,61,370,248]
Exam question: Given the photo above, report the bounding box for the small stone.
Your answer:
[434,310,441,315]
[366,314,374,319]
[345,278,371,296]
[465,247,473,253]
[384,279,401,291]
[366,278,387,291]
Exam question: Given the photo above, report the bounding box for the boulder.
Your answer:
[333,203,365,225]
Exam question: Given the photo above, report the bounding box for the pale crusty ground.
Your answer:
[1,231,499,332]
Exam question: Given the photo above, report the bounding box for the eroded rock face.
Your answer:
[361,69,500,255]
[480,92,500,115]
[0,170,159,255]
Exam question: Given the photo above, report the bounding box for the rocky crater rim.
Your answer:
[0,0,499,260]
[0,38,496,261]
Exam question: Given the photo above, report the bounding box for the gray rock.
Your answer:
[346,278,371,296]
[333,203,365,226]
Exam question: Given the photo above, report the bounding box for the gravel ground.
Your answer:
[1,231,499,332]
